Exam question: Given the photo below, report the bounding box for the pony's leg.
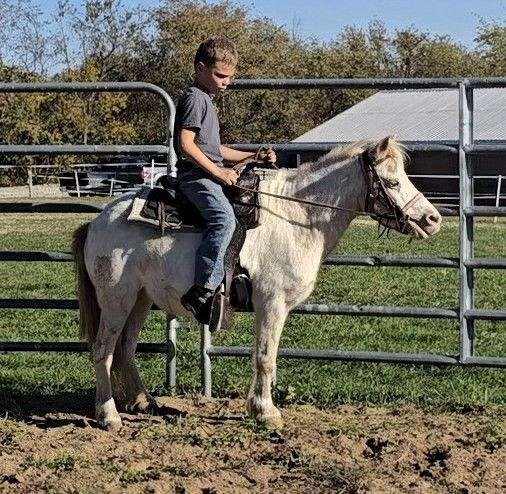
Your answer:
[93,303,133,431]
[246,300,289,429]
[111,289,155,412]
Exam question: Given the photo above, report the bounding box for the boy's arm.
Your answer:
[220,145,277,165]
[220,145,255,163]
[180,129,239,186]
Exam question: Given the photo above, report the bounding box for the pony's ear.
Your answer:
[374,135,395,159]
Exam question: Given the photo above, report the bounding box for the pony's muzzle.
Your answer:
[419,210,442,236]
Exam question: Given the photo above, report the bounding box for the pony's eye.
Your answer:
[384,179,400,189]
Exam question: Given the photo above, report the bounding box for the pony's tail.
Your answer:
[72,223,100,343]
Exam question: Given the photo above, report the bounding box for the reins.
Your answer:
[232,149,370,216]
[233,183,371,216]
[231,148,424,237]
[232,150,395,219]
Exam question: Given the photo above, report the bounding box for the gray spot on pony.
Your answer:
[94,255,113,286]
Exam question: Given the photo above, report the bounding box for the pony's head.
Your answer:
[362,136,442,239]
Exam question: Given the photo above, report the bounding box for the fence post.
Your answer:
[27,167,33,198]
[458,82,474,362]
[109,178,115,197]
[494,175,502,223]
[201,324,212,397]
[165,316,178,394]
[73,169,80,198]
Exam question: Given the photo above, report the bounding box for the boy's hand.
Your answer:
[215,167,239,186]
[265,148,277,163]
[256,146,277,163]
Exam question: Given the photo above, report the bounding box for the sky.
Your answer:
[43,0,505,48]
[241,0,505,46]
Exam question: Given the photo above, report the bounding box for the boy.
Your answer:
[175,37,275,328]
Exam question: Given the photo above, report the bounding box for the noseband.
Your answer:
[360,150,422,236]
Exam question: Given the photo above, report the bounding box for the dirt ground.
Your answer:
[0,396,504,493]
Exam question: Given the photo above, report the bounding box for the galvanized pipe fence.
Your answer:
[0,79,505,399]
[0,82,179,390]
[8,160,503,204]
[199,77,506,395]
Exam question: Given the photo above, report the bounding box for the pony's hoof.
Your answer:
[258,413,284,430]
[101,418,123,432]
[96,398,122,430]
[247,400,284,430]
[124,397,155,414]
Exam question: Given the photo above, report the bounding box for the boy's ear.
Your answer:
[195,61,205,73]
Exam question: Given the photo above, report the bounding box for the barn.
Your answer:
[292,88,506,205]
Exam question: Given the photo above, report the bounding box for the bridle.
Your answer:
[360,150,423,236]
[232,149,424,236]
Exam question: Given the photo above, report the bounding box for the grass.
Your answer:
[23,453,78,472]
[0,200,504,411]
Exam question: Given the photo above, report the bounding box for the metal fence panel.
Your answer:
[458,83,475,361]
[0,78,505,399]
[0,81,178,388]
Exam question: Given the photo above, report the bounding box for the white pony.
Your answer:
[72,137,441,430]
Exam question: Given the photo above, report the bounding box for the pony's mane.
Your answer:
[314,138,407,170]
[315,141,368,167]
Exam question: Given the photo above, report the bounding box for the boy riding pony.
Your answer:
[175,37,275,330]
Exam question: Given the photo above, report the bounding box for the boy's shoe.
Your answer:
[181,285,213,324]
[181,284,224,332]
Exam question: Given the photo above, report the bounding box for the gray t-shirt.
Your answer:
[175,86,223,172]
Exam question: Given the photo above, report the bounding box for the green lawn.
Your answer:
[0,204,504,411]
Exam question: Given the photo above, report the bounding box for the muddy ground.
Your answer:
[0,397,504,493]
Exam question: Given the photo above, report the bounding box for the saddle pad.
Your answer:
[127,187,200,232]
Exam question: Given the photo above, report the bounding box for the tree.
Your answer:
[52,0,150,78]
[131,0,331,143]
[0,1,147,177]
[0,0,52,76]
[49,0,149,147]
[475,20,506,76]
[46,62,137,147]
[0,65,48,176]
[0,0,504,168]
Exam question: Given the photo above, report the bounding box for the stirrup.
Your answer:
[208,285,225,333]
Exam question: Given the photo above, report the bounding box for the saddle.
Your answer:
[153,167,260,233]
[127,165,262,328]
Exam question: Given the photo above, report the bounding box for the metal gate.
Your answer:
[0,79,504,399]
[199,77,506,395]
[0,82,179,389]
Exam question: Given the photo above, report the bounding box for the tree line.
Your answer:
[0,0,504,181]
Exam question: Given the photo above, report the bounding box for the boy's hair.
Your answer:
[194,37,238,67]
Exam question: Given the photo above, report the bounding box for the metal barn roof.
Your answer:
[293,88,506,143]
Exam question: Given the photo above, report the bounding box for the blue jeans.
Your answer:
[177,167,236,291]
